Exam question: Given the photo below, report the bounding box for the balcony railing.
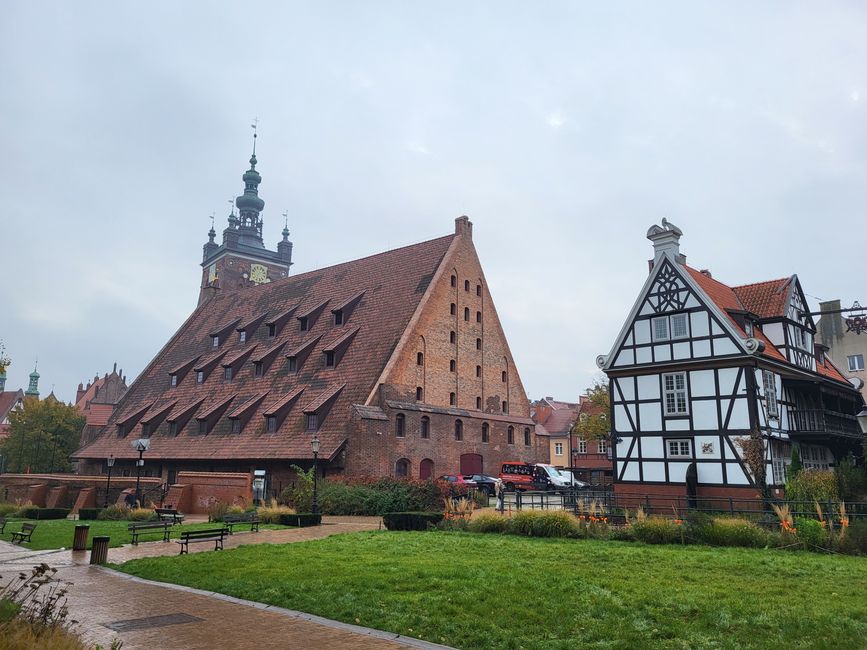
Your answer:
[789,409,863,438]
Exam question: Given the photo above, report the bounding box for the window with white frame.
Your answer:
[671,313,689,339]
[577,438,587,454]
[652,314,689,341]
[652,317,669,341]
[848,354,865,372]
[663,373,688,415]
[554,442,563,456]
[666,439,691,458]
[597,439,608,454]
[762,370,778,418]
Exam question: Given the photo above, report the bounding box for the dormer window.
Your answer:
[170,374,178,387]
[324,351,335,367]
[267,323,277,337]
[196,371,205,384]
[254,361,264,378]
[306,413,318,431]
[288,356,298,372]
[239,331,247,343]
[334,310,344,325]
[224,367,233,381]
[266,416,277,433]
[299,316,309,332]
[169,421,178,436]
[231,418,242,434]
[212,336,220,348]
[198,420,208,434]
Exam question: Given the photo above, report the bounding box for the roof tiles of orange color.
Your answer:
[732,277,793,318]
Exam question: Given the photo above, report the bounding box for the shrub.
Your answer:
[695,517,770,548]
[257,503,295,523]
[794,517,828,550]
[786,469,838,504]
[0,503,19,517]
[206,501,243,522]
[834,453,866,500]
[128,508,156,522]
[382,511,444,531]
[609,526,635,542]
[836,519,867,556]
[77,508,103,521]
[630,517,684,545]
[97,505,130,520]
[314,477,449,516]
[280,465,314,512]
[511,510,580,538]
[467,513,511,534]
[278,513,322,527]
[15,508,70,520]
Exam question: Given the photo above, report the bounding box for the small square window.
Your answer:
[170,374,178,387]
[239,330,247,343]
[305,413,318,431]
[671,314,688,339]
[667,439,691,458]
[325,351,335,367]
[848,354,865,372]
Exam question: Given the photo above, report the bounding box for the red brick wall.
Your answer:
[175,471,253,513]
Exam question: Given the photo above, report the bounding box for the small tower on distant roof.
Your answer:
[25,362,40,398]
[199,122,294,305]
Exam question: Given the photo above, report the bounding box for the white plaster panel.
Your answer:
[728,400,750,430]
[639,302,654,316]
[668,462,691,483]
[694,436,720,458]
[639,403,662,431]
[654,345,671,362]
[689,370,716,397]
[692,339,711,357]
[634,320,651,344]
[614,405,634,432]
[614,349,635,367]
[637,375,660,400]
[690,311,709,337]
[711,319,725,335]
[641,436,663,458]
[684,294,700,309]
[713,337,739,356]
[665,418,690,431]
[726,463,749,485]
[673,342,690,359]
[763,322,784,347]
[643,462,666,481]
[622,462,640,481]
[692,401,719,431]
[616,437,633,456]
[616,378,635,402]
[717,368,739,395]
[625,331,634,346]
[636,347,652,364]
[698,462,723,484]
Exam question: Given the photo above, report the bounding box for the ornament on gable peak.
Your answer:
[647,218,686,267]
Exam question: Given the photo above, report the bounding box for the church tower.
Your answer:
[199,133,293,304]
[25,364,39,398]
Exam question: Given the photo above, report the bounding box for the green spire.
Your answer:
[26,362,40,397]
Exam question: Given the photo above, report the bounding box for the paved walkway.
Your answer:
[0,517,449,650]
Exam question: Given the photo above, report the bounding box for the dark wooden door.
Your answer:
[460,453,483,475]
[419,458,434,480]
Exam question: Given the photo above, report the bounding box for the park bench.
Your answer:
[222,512,261,534]
[0,517,6,534]
[176,528,227,554]
[11,523,36,545]
[128,521,172,545]
[154,508,185,524]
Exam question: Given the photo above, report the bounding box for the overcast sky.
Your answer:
[1,2,865,403]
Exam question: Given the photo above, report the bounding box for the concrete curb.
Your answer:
[99,566,455,650]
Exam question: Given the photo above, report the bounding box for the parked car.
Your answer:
[556,469,590,489]
[536,464,574,491]
[438,474,478,488]
[500,462,547,491]
[462,474,499,496]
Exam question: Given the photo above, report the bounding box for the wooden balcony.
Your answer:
[789,409,863,439]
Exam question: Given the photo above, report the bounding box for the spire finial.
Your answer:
[250,117,258,158]
[281,210,290,240]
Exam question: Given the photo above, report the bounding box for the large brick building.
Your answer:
[73,147,539,496]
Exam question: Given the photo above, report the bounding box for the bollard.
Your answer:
[90,536,110,565]
[73,524,90,551]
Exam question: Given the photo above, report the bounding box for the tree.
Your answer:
[735,429,769,500]
[571,378,610,441]
[789,447,803,478]
[0,397,85,473]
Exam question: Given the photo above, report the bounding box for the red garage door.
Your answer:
[460,453,483,475]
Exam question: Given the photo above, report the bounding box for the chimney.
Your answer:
[455,215,473,239]
[646,218,686,269]
[699,269,712,278]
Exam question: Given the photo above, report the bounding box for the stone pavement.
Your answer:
[0,517,451,650]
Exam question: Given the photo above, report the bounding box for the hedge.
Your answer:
[17,507,70,520]
[278,513,322,527]
[382,511,444,531]
[78,508,104,520]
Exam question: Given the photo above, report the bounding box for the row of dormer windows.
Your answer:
[210,305,355,351]
[171,350,342,387]
[122,408,324,438]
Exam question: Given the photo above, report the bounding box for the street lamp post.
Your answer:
[311,434,320,515]
[104,455,115,508]
[857,408,867,435]
[132,439,150,508]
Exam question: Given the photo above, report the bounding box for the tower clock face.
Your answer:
[250,264,268,284]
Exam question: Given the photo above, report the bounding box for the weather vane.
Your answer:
[228,197,235,215]
[251,117,258,154]
[209,211,215,229]
[282,210,289,229]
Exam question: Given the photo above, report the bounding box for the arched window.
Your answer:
[524,427,531,446]
[417,352,424,365]
[419,458,434,480]
[502,400,508,413]
[450,303,456,315]
[454,419,463,441]
[481,422,489,443]
[395,458,410,477]
[464,279,470,291]
[395,413,405,438]
[507,426,514,444]
[450,392,456,405]
[476,365,481,377]
[464,307,470,321]
[476,396,482,409]
[502,370,507,382]
[476,311,482,323]
[450,331,456,344]
[450,274,456,287]
[476,284,482,296]
[450,359,456,372]
[476,338,482,350]
[420,416,430,439]
[416,386,423,401]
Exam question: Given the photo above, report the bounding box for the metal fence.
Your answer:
[501,488,867,524]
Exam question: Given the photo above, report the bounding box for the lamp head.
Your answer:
[311,434,321,454]
[107,454,115,468]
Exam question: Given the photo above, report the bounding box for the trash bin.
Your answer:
[73,524,90,551]
[90,536,110,565]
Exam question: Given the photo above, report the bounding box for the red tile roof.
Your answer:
[74,233,455,462]
[732,278,793,319]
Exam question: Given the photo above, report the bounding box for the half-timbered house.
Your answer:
[597,220,864,502]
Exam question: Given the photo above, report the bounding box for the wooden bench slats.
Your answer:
[154,508,185,524]
[11,523,36,544]
[222,513,261,534]
[128,520,172,544]
[176,527,227,554]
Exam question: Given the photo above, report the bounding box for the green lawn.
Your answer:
[0,518,282,551]
[115,531,867,649]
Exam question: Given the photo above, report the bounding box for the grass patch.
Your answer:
[0,519,283,551]
[116,531,867,649]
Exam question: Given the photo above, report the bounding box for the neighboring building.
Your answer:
[817,300,867,401]
[73,148,539,494]
[571,398,614,485]
[76,363,129,446]
[0,389,25,440]
[532,397,578,466]
[598,220,864,502]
